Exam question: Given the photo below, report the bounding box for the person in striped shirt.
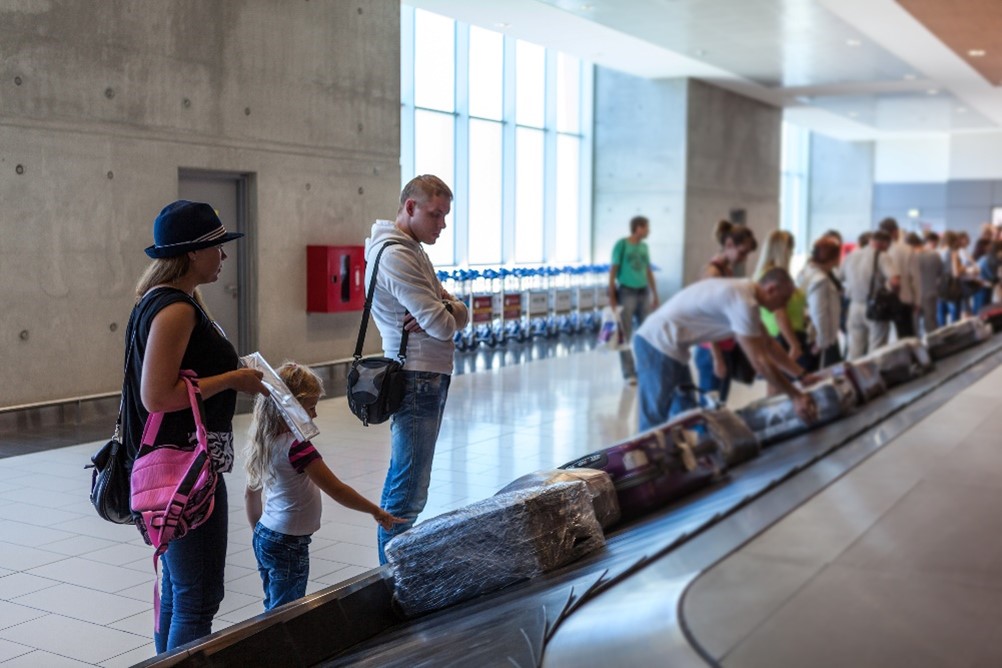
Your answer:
[244,362,403,611]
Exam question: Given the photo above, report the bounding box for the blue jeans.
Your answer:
[253,523,311,611]
[155,478,227,654]
[378,371,451,564]
[634,335,697,432]
[617,286,650,379]
[694,344,733,403]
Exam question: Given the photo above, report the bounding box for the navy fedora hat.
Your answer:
[145,200,244,259]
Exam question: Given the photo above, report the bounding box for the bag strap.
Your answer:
[138,373,209,453]
[354,241,409,362]
[867,249,882,299]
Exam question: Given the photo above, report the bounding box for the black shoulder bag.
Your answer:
[865,249,896,322]
[87,304,141,524]
[347,241,410,426]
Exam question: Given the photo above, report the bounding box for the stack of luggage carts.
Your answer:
[382,321,998,617]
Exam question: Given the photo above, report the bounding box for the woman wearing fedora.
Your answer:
[121,200,269,652]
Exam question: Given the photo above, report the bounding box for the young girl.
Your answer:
[244,362,403,611]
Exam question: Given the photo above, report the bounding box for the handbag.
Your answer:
[347,241,410,426]
[87,306,141,525]
[865,249,895,322]
[130,371,218,633]
[937,273,964,302]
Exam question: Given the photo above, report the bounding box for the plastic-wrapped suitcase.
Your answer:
[697,408,761,467]
[857,338,932,387]
[385,480,605,616]
[496,468,621,529]
[735,376,856,446]
[559,416,726,520]
[924,318,992,359]
[978,303,1002,333]
[814,359,887,405]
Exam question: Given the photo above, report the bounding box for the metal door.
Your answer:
[178,171,252,354]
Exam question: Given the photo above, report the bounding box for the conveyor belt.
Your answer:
[136,337,1002,668]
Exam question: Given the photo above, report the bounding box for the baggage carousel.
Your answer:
[136,336,1002,668]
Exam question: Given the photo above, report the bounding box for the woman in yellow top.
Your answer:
[755,231,811,393]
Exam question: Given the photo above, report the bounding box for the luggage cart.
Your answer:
[550,266,575,335]
[501,268,528,343]
[469,269,500,348]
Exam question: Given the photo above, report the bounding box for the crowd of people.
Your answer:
[619,215,1002,430]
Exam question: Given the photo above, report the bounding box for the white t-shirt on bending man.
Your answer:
[634,278,763,363]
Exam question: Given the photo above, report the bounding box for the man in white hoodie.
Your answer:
[366,174,469,564]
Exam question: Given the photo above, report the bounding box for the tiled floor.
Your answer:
[685,364,1002,668]
[1,344,769,666]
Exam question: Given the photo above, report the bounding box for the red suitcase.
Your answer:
[560,413,727,520]
[978,303,1002,333]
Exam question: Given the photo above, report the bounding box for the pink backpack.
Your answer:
[130,371,218,632]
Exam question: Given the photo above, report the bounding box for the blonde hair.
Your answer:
[754,229,795,277]
[244,362,325,491]
[134,256,210,312]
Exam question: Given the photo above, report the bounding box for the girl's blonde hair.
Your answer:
[754,229,795,277]
[244,362,325,491]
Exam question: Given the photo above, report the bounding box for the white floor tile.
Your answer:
[0,600,48,631]
[0,543,68,572]
[0,614,148,664]
[98,642,156,668]
[12,583,149,625]
[1,649,96,667]
[0,638,33,662]
[0,573,61,600]
[25,557,151,593]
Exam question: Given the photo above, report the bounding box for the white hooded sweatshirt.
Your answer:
[364,220,467,375]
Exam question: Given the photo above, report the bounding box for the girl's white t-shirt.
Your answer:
[259,432,324,537]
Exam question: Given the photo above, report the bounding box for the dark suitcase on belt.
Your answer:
[386,480,605,616]
[858,338,933,387]
[496,468,621,529]
[814,360,887,405]
[924,318,992,359]
[978,303,1002,333]
[735,377,856,446]
[560,415,726,520]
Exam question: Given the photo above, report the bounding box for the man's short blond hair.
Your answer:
[399,174,453,211]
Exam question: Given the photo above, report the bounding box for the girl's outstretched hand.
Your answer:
[374,509,407,531]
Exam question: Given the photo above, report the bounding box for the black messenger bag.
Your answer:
[347,241,410,426]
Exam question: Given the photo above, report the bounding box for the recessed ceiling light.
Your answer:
[903,73,917,80]
[694,49,706,57]
[795,96,811,104]
[494,22,509,28]
[848,111,859,118]
[927,88,939,95]
[968,49,987,57]
[580,3,594,9]
[957,107,967,113]
[846,38,862,47]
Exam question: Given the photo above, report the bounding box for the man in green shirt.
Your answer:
[609,215,660,384]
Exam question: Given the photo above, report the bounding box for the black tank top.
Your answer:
[121,288,238,469]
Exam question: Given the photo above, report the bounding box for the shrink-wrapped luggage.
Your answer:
[857,338,933,387]
[697,408,761,467]
[385,481,605,616]
[496,468,621,529]
[924,318,992,359]
[814,360,886,405]
[560,413,727,519]
[735,377,856,446]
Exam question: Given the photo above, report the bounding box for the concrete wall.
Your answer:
[683,80,781,285]
[1,1,400,406]
[592,68,688,297]
[808,133,874,245]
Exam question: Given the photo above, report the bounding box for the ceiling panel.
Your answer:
[897,0,1002,87]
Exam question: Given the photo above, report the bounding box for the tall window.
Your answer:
[401,6,593,268]
[780,121,811,254]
